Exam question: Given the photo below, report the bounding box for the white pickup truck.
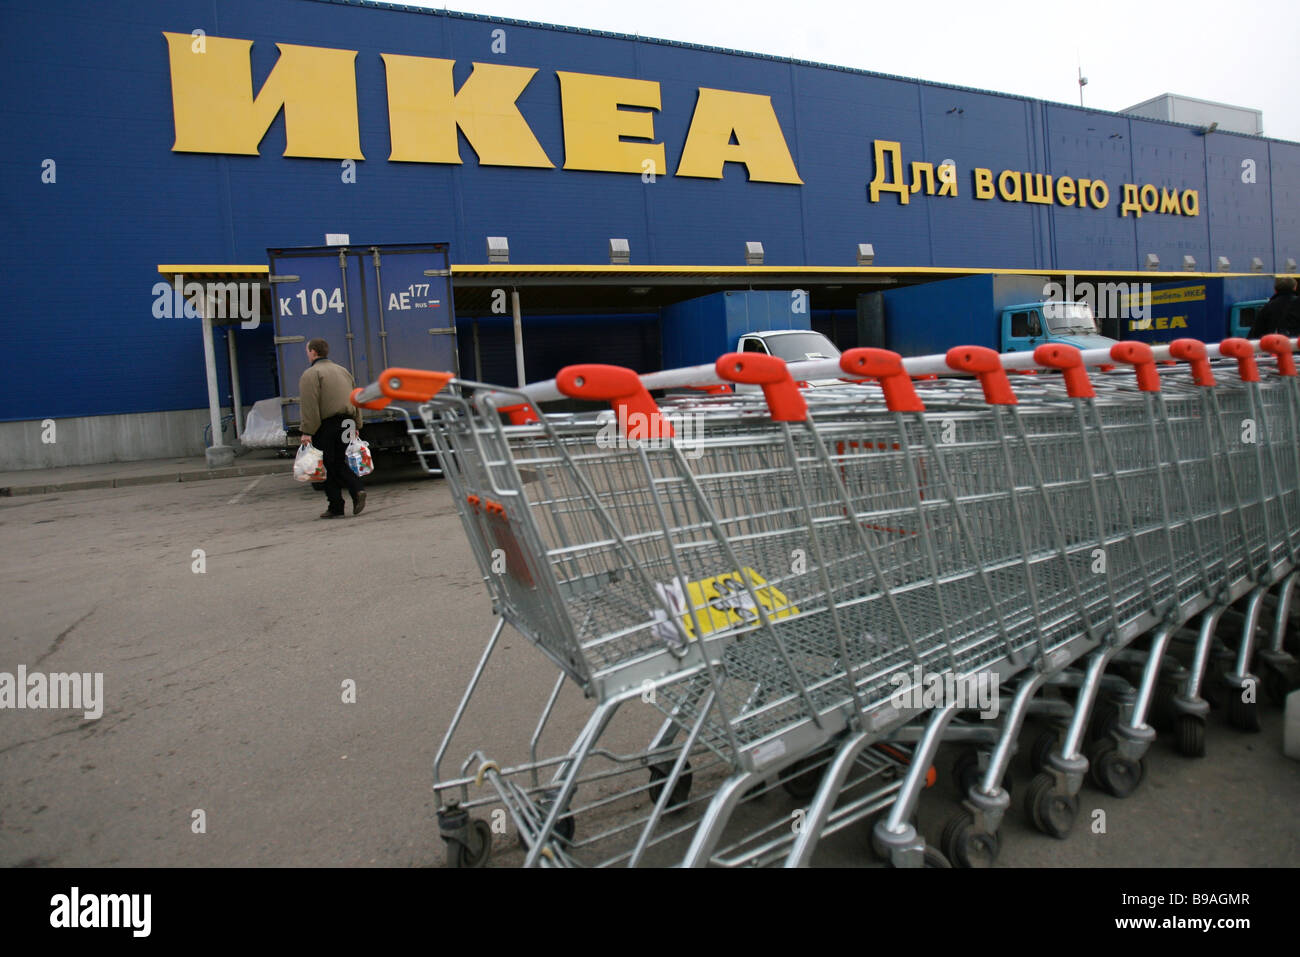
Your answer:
[735,329,843,388]
[737,329,841,362]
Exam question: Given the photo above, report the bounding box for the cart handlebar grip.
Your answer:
[1259,334,1297,377]
[1168,339,1215,387]
[556,364,674,438]
[944,346,1017,405]
[1108,342,1161,392]
[1218,338,1260,382]
[352,367,454,409]
[839,348,925,412]
[715,353,807,422]
[1032,344,1095,399]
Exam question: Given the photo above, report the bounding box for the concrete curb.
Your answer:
[0,461,289,497]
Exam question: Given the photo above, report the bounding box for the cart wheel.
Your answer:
[940,813,999,868]
[1086,699,1120,745]
[1029,728,1058,775]
[515,812,575,851]
[1150,678,1178,733]
[1285,623,1300,657]
[1175,713,1207,758]
[648,761,693,809]
[450,818,492,868]
[779,755,825,801]
[1264,667,1295,708]
[922,845,952,868]
[1088,738,1147,798]
[951,747,979,798]
[1024,772,1076,840]
[554,814,576,843]
[1227,693,1261,733]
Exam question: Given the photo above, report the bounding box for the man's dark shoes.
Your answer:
[320,509,344,519]
[351,491,367,516]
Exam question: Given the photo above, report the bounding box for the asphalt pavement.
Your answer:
[0,465,1296,867]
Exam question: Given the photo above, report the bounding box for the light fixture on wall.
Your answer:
[745,241,764,266]
[857,243,875,266]
[609,238,630,265]
[487,236,509,264]
[1144,253,1160,270]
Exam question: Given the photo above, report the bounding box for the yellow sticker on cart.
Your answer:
[675,567,799,640]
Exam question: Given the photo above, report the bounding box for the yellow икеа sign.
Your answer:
[1119,285,1207,309]
[162,32,803,183]
[678,567,799,640]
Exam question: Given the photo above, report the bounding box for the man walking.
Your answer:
[299,338,367,519]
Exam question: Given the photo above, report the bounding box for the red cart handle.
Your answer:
[1259,334,1297,377]
[945,345,1016,405]
[1169,339,1215,387]
[1033,344,1095,399]
[498,403,539,424]
[351,367,454,410]
[715,353,807,422]
[1218,338,1260,383]
[1109,342,1161,392]
[556,364,673,438]
[839,348,925,412]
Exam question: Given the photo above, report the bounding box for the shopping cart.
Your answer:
[354,334,1300,867]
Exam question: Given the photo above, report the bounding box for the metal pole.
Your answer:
[511,288,526,387]
[226,327,243,441]
[197,293,231,466]
[473,318,482,382]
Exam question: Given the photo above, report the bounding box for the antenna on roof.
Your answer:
[1078,64,1088,107]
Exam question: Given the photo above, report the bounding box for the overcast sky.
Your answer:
[391,0,1298,143]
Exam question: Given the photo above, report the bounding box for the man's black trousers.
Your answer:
[316,414,363,514]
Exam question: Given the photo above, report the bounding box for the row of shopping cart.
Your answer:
[355,335,1300,867]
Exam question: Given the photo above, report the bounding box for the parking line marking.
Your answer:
[227,476,264,505]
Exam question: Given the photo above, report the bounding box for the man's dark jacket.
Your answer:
[1247,291,1299,338]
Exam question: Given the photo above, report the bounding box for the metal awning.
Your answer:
[156,265,272,464]
[447,263,1237,313]
[450,264,897,312]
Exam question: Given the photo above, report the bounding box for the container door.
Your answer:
[363,244,459,382]
[268,247,367,429]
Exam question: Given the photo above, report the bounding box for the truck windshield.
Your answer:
[1043,302,1099,335]
[762,332,841,361]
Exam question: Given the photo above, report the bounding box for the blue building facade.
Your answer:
[2,0,1296,431]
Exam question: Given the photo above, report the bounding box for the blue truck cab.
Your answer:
[1229,299,1268,339]
[1002,298,1115,353]
[871,274,1117,357]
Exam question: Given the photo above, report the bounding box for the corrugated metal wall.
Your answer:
[2,0,1296,420]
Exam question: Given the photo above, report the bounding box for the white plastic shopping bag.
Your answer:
[346,435,374,477]
[294,442,326,482]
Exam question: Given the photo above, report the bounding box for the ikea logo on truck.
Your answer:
[162,32,803,183]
